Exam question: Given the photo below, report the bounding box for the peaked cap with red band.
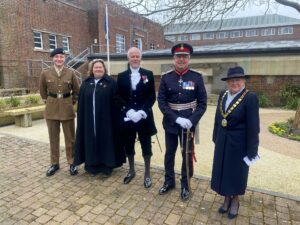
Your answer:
[171,43,193,55]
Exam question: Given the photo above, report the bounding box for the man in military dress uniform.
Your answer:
[116,47,157,188]
[157,43,207,201]
[39,48,80,176]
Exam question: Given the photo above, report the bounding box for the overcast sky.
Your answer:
[227,2,300,19]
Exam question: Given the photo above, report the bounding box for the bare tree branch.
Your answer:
[275,0,300,13]
[113,0,300,25]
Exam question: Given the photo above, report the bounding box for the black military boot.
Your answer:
[143,155,152,188]
[123,155,135,184]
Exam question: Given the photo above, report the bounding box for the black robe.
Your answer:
[211,89,260,196]
[74,75,125,174]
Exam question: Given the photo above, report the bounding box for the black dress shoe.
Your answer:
[218,197,231,214]
[46,164,59,176]
[159,184,175,195]
[228,203,239,219]
[70,164,78,176]
[123,172,135,184]
[144,177,152,188]
[181,188,190,201]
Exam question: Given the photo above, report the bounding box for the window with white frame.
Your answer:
[278,26,293,35]
[62,36,70,52]
[33,31,43,49]
[177,35,188,41]
[49,34,57,50]
[202,33,214,40]
[190,34,201,40]
[230,31,243,38]
[135,37,142,51]
[165,36,176,42]
[150,43,155,50]
[216,32,228,39]
[261,28,276,36]
[116,34,125,53]
[245,29,258,37]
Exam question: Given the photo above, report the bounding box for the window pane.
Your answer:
[49,34,56,50]
[62,36,70,52]
[33,31,43,49]
[116,34,125,53]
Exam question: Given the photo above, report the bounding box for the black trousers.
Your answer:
[164,130,194,189]
[124,128,152,157]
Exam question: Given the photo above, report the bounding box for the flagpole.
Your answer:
[105,4,110,75]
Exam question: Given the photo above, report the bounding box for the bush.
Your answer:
[278,85,300,110]
[0,99,6,109]
[269,120,300,142]
[5,96,21,107]
[25,95,41,105]
[257,92,271,108]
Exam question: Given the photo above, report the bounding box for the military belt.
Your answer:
[168,100,197,111]
[48,92,71,99]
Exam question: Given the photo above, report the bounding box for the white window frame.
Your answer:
[136,37,142,51]
[116,33,125,53]
[230,31,243,38]
[202,33,214,40]
[190,34,201,40]
[245,29,258,37]
[165,35,176,42]
[216,32,228,39]
[278,26,293,35]
[261,28,276,36]
[33,31,43,49]
[150,43,155,50]
[177,35,188,41]
[62,36,70,52]
[49,34,57,50]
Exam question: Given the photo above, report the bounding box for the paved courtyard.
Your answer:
[0,133,300,225]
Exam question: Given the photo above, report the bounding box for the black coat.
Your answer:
[74,75,125,169]
[211,89,260,196]
[116,67,157,136]
[157,69,207,134]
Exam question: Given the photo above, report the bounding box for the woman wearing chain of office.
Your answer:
[211,66,260,219]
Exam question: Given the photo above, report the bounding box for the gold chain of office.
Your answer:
[219,89,249,127]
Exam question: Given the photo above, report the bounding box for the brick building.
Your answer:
[0,0,165,89]
[164,14,300,47]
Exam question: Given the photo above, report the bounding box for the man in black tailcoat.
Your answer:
[116,47,157,188]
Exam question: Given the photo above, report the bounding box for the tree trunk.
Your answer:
[293,99,300,130]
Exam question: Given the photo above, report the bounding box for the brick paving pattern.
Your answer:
[0,134,300,225]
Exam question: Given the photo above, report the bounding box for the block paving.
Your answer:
[0,133,300,225]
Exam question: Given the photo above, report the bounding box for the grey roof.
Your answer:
[141,40,300,56]
[164,14,300,34]
[89,40,300,60]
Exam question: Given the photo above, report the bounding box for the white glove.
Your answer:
[138,110,147,119]
[126,109,136,119]
[131,112,143,123]
[176,117,193,129]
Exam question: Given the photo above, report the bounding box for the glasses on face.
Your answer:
[174,54,189,59]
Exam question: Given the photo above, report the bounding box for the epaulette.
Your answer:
[189,69,202,75]
[160,69,173,77]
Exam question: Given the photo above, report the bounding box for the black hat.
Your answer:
[50,48,65,57]
[221,66,250,81]
[171,43,193,55]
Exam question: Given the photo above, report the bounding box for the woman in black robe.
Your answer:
[74,59,125,176]
[211,66,260,219]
